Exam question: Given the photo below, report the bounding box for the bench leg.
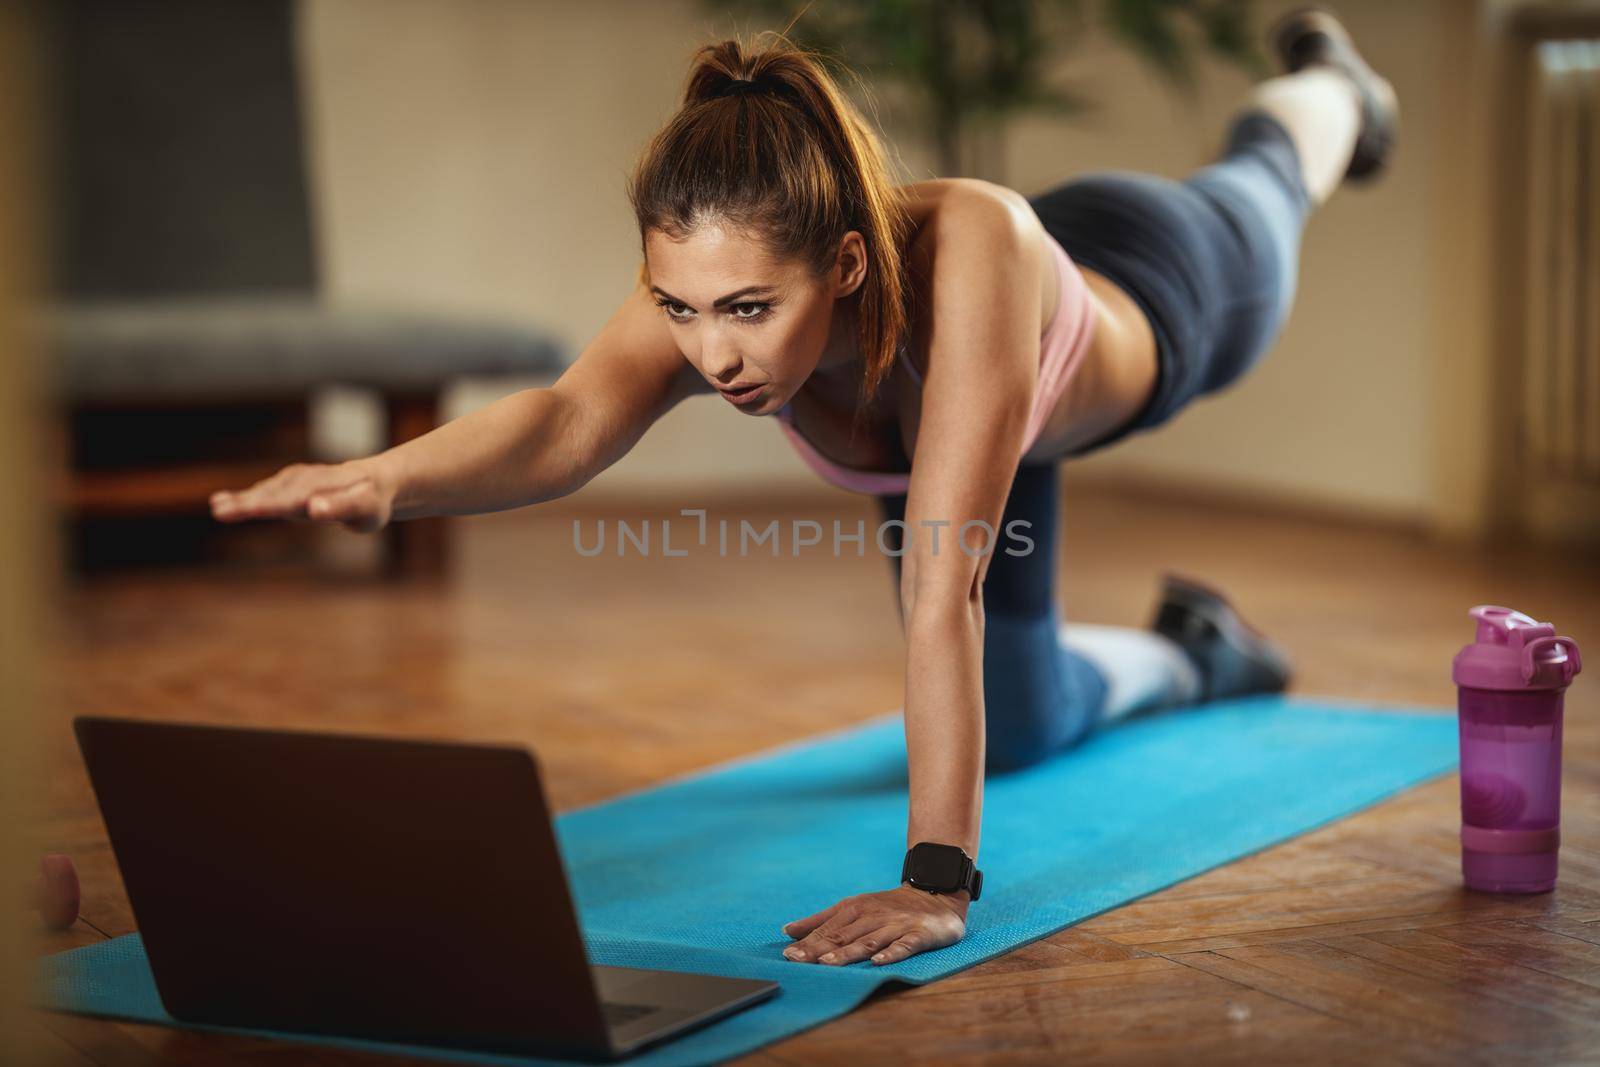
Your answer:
[382,392,449,581]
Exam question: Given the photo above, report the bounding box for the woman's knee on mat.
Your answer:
[982,612,1109,772]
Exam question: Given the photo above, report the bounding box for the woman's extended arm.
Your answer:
[212,282,706,528]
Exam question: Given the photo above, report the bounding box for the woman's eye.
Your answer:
[655,299,770,323]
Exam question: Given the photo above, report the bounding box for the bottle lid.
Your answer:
[1452,605,1582,691]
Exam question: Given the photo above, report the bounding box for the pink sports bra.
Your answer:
[773,230,1095,495]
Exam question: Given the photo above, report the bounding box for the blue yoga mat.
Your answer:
[38,696,1457,1065]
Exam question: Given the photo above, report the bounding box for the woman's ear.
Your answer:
[833,231,868,298]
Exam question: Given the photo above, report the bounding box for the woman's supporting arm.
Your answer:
[902,590,988,860]
[768,187,1049,972]
[898,186,1047,866]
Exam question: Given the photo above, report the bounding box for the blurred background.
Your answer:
[26,0,1600,578]
[6,1,1600,1059]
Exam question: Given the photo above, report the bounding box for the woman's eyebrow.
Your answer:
[650,285,776,309]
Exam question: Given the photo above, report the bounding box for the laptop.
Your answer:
[73,716,779,1061]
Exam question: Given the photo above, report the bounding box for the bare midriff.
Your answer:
[1023,265,1158,462]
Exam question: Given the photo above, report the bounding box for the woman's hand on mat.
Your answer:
[780,884,967,967]
[210,460,395,533]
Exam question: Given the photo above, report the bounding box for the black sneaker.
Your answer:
[1268,5,1399,182]
[1148,573,1292,703]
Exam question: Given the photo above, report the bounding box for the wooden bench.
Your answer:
[46,299,564,578]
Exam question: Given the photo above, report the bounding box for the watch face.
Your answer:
[909,846,965,888]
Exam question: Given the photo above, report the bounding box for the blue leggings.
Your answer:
[877,111,1314,772]
[876,463,1102,771]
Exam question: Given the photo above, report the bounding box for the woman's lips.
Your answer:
[721,383,765,406]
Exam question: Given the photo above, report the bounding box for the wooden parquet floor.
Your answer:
[27,479,1600,1065]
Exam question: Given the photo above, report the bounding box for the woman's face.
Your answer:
[644,222,866,415]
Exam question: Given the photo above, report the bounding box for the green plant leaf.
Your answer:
[705,0,1261,175]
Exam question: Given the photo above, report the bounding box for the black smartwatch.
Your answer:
[901,841,983,902]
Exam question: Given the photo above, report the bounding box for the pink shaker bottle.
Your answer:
[1452,605,1582,893]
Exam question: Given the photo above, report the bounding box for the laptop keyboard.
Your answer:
[601,1001,658,1027]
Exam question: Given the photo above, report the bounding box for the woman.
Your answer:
[211,9,1396,969]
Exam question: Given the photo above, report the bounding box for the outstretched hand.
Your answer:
[210,460,395,534]
[781,884,968,967]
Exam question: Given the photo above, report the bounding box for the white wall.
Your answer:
[1017,0,1446,523]
[299,0,1486,525]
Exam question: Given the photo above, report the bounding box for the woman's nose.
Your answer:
[701,337,742,381]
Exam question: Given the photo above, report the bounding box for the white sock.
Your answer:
[1058,623,1203,723]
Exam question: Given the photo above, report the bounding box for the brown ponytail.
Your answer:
[627,33,912,431]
